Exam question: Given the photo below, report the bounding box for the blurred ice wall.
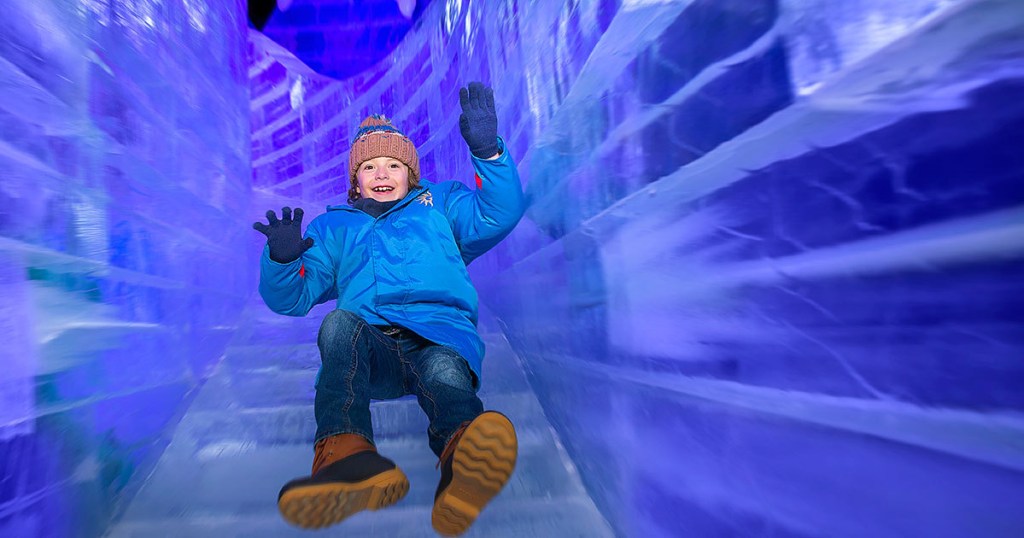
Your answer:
[249,0,1024,536]
[0,1,250,536]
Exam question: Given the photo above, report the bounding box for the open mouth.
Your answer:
[371,186,395,193]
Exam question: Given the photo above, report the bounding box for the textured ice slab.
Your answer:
[485,1,1024,536]
[783,0,969,95]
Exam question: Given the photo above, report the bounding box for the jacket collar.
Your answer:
[327,182,431,216]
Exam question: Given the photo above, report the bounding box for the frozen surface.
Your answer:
[3,0,1024,537]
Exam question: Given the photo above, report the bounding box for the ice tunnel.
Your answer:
[2,0,1024,536]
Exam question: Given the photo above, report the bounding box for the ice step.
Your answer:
[221,333,528,375]
[108,496,615,538]
[187,365,534,410]
[115,436,587,522]
[176,392,552,447]
[221,343,321,371]
[231,322,326,347]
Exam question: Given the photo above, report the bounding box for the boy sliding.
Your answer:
[253,82,525,536]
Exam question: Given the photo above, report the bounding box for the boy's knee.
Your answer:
[318,309,365,347]
[420,349,475,391]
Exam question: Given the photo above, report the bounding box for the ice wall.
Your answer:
[249,0,1024,536]
[0,1,250,536]
[489,1,1024,536]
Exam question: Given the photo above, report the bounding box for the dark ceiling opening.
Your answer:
[248,0,434,80]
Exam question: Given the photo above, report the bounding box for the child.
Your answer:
[252,82,525,536]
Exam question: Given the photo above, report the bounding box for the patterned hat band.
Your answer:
[353,123,406,141]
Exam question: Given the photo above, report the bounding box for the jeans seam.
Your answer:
[369,326,400,351]
[340,321,363,430]
[405,347,442,426]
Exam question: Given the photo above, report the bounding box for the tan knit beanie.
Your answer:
[348,114,420,182]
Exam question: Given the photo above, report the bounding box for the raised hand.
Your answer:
[253,207,314,264]
[458,81,500,159]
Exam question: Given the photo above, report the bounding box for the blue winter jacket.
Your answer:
[258,138,525,384]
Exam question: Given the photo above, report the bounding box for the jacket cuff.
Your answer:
[471,137,509,164]
[261,244,303,268]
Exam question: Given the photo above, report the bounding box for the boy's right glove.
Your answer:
[253,207,314,264]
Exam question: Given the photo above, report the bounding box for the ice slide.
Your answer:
[1,0,1023,536]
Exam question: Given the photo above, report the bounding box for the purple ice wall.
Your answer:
[486,2,1024,535]
[0,1,250,536]
[3,0,1024,536]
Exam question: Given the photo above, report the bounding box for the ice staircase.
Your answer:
[106,299,614,537]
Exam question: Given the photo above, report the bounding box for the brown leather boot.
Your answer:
[278,433,409,529]
[311,433,375,474]
[432,411,518,536]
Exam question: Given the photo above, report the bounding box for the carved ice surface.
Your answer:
[3,0,1024,537]
[782,0,967,95]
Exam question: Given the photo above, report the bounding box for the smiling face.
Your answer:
[356,156,411,202]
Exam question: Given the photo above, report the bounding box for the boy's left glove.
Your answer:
[458,82,500,159]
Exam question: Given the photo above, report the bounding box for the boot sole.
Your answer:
[432,412,518,536]
[278,467,409,529]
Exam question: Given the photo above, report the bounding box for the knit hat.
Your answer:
[348,114,420,182]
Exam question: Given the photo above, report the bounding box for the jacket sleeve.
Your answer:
[445,137,526,265]
[258,217,337,316]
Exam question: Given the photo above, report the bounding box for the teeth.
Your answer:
[372,186,393,192]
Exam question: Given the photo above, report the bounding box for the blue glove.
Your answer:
[252,207,314,264]
[458,82,500,159]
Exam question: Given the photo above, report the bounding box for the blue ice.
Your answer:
[2,0,1023,537]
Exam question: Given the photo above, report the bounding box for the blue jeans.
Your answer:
[314,309,483,457]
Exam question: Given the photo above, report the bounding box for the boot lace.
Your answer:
[312,437,336,475]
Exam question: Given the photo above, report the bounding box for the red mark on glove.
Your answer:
[299,264,306,278]
[475,173,483,189]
